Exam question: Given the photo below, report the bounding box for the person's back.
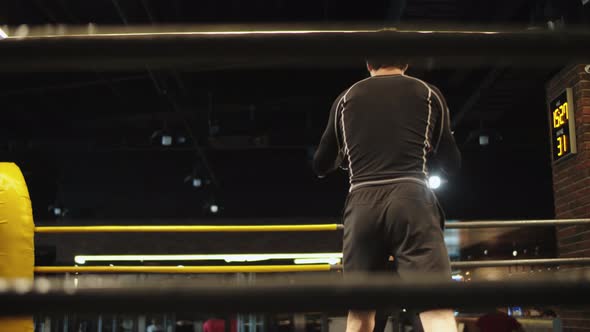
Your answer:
[313,72,460,189]
[340,75,450,185]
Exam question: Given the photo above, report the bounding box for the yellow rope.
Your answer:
[34,264,336,274]
[35,224,342,233]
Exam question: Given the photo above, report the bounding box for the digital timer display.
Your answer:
[549,88,576,162]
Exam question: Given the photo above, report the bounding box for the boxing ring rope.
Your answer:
[32,257,590,274]
[445,218,590,229]
[35,224,343,233]
[34,265,337,274]
[33,218,590,233]
[2,25,590,71]
[1,274,590,315]
[32,218,590,274]
[450,257,590,268]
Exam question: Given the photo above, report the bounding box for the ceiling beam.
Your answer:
[449,0,532,130]
[110,0,129,24]
[451,67,504,129]
[33,0,58,23]
[0,75,148,97]
[140,0,156,23]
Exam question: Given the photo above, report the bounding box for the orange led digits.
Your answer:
[553,102,568,128]
[556,135,567,157]
[549,89,576,162]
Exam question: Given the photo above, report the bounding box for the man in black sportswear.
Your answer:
[313,58,461,332]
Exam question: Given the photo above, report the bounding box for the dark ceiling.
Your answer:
[2,0,587,229]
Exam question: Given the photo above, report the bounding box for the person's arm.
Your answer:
[313,92,346,177]
[430,86,461,176]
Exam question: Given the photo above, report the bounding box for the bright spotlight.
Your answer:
[161,135,173,146]
[479,135,489,146]
[192,178,202,188]
[428,176,442,189]
[210,204,219,214]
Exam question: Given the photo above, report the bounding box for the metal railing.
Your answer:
[445,218,590,229]
[450,257,590,268]
[1,25,590,72]
[2,274,590,315]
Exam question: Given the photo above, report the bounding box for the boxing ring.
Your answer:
[29,219,590,273]
[1,24,590,331]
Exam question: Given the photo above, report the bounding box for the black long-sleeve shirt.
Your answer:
[313,74,461,191]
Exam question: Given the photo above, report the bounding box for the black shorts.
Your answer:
[342,181,451,280]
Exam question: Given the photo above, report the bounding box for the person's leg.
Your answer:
[342,188,388,332]
[373,257,397,332]
[385,183,457,332]
[347,311,376,332]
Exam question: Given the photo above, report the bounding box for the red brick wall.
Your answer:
[547,64,590,331]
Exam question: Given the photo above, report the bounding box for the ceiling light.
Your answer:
[192,178,202,188]
[479,135,489,146]
[161,135,173,146]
